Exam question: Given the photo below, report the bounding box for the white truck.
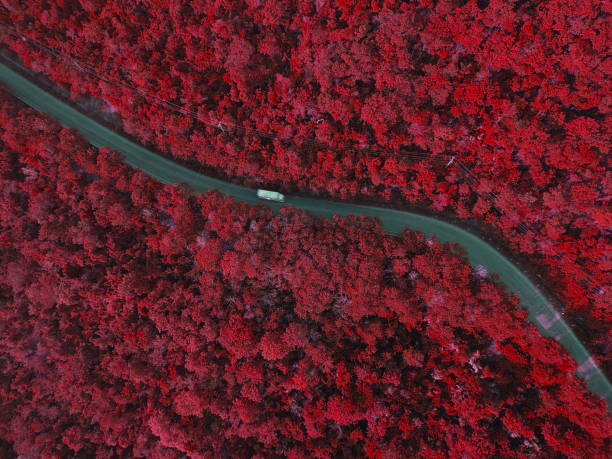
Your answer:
[256,189,285,202]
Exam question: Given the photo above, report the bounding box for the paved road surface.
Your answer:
[1,62,609,411]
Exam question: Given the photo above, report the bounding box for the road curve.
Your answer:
[1,62,609,411]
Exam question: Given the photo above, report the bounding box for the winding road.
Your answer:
[1,61,609,411]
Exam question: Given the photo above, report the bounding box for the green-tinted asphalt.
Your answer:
[1,62,609,411]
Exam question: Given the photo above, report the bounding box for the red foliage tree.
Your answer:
[0,87,610,457]
[0,0,609,372]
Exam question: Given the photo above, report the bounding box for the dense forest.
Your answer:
[1,87,610,456]
[0,0,609,373]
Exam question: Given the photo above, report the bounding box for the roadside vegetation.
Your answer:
[1,85,610,457]
[1,0,609,374]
